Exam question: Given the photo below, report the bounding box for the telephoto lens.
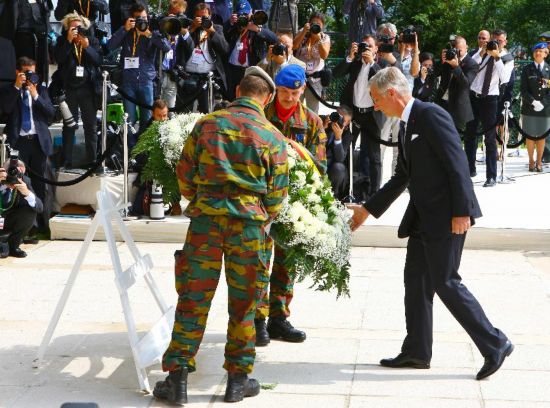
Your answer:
[201,16,213,30]
[310,23,321,34]
[272,43,286,56]
[329,111,344,127]
[445,48,457,60]
[135,17,149,32]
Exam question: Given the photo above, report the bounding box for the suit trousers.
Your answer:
[328,162,349,200]
[4,205,36,250]
[353,108,382,196]
[63,85,98,166]
[15,136,47,202]
[401,233,507,361]
[226,64,247,101]
[464,94,499,180]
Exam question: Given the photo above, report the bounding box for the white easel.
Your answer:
[34,188,174,392]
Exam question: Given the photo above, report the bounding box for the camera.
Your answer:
[23,71,40,86]
[487,39,499,51]
[272,42,286,56]
[356,41,370,58]
[401,25,422,44]
[378,34,394,53]
[329,111,344,127]
[237,13,249,27]
[150,14,185,36]
[2,150,22,185]
[201,16,213,30]
[426,67,434,77]
[76,25,90,36]
[134,16,149,32]
[310,23,322,34]
[445,48,458,60]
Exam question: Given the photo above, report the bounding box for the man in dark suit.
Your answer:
[333,35,382,200]
[0,160,43,258]
[412,52,437,102]
[435,35,478,129]
[347,67,513,381]
[1,57,55,204]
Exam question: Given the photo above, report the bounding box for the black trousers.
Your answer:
[14,31,48,84]
[15,136,47,203]
[327,162,349,200]
[226,64,247,101]
[181,74,211,114]
[401,233,507,361]
[4,205,36,250]
[63,85,98,166]
[353,108,381,196]
[464,93,499,180]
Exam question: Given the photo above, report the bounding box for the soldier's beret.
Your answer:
[274,64,306,89]
[533,42,548,52]
[243,66,276,103]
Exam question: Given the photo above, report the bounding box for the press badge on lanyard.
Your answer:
[125,57,140,69]
[0,217,4,230]
[306,61,314,71]
[76,66,84,77]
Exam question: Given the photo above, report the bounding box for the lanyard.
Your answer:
[78,0,90,17]
[0,189,17,215]
[132,31,140,57]
[74,43,83,65]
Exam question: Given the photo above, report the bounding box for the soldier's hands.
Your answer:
[451,216,471,234]
[346,203,370,231]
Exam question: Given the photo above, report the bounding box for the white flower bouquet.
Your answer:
[270,143,352,297]
[132,113,203,203]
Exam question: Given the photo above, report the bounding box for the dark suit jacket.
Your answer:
[412,76,437,102]
[326,127,353,167]
[0,0,53,40]
[365,99,482,238]
[435,55,478,126]
[177,25,230,90]
[223,23,277,67]
[2,84,56,156]
[521,61,550,116]
[2,175,44,215]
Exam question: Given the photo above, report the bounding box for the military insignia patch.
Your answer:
[294,80,300,88]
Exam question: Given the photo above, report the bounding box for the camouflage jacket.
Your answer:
[176,97,289,222]
[265,101,327,173]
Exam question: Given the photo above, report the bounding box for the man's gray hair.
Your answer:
[377,22,397,36]
[3,159,25,170]
[368,67,411,96]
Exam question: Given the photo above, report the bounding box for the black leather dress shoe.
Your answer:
[224,372,260,402]
[10,248,27,258]
[153,367,188,405]
[255,318,270,347]
[267,317,306,343]
[380,353,430,369]
[483,178,496,187]
[476,340,514,380]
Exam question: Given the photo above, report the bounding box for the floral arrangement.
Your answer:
[131,113,203,203]
[270,143,352,297]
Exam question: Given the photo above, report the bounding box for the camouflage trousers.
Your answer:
[255,237,295,320]
[162,215,269,374]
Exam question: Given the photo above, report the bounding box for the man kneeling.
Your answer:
[153,67,289,405]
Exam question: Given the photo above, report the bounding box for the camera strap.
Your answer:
[78,0,90,18]
[74,43,83,65]
[477,54,492,75]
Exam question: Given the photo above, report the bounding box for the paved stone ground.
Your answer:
[1,241,549,408]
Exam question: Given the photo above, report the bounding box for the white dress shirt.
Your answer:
[353,61,373,108]
[470,49,512,96]
[400,97,415,130]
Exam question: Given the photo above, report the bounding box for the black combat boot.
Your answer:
[153,367,188,406]
[267,317,306,342]
[255,318,270,347]
[224,372,260,402]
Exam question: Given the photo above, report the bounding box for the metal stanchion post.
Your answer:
[121,113,130,219]
[207,72,214,113]
[97,71,110,175]
[0,134,7,165]
[498,101,515,184]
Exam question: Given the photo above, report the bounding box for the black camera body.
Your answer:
[401,25,422,43]
[201,16,213,30]
[445,48,458,60]
[487,39,499,51]
[134,16,149,32]
[237,13,249,27]
[2,150,21,185]
[310,23,322,34]
[76,25,90,37]
[329,111,344,127]
[356,41,370,58]
[23,71,40,86]
[378,34,394,53]
[272,42,286,56]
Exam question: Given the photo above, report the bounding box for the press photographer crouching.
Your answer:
[0,156,43,258]
[54,13,102,169]
[107,2,171,135]
[258,34,306,80]
[412,52,437,102]
[176,2,229,113]
[324,106,353,200]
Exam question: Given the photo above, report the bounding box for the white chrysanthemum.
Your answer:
[158,113,202,167]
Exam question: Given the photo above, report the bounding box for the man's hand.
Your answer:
[420,65,428,81]
[27,82,38,99]
[246,21,259,33]
[15,72,25,89]
[124,18,135,31]
[331,122,343,140]
[346,203,370,231]
[451,216,471,234]
[13,178,30,197]
[302,22,310,33]
[379,51,396,65]
[230,14,238,25]
[348,42,358,60]
[363,49,374,64]
[0,168,6,183]
[78,35,90,48]
[446,56,459,68]
[487,48,500,59]
[138,28,152,37]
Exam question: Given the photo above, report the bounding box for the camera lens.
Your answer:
[135,17,149,32]
[310,23,321,34]
[487,40,499,51]
[272,43,286,56]
[237,14,249,27]
[201,16,212,30]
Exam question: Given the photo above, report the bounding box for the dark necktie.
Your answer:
[481,56,494,97]
[399,120,407,161]
[21,89,32,132]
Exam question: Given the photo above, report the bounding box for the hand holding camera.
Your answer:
[124,17,136,31]
[15,72,26,89]
[348,42,358,60]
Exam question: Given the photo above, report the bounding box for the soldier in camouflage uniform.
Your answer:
[153,67,289,405]
[254,64,328,346]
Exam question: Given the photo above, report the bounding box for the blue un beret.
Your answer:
[237,0,252,15]
[533,42,548,52]
[274,65,306,89]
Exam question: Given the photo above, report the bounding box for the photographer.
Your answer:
[293,12,331,114]
[333,35,382,199]
[398,26,420,90]
[176,2,229,112]
[1,57,55,206]
[109,0,148,33]
[258,33,306,79]
[224,0,277,100]
[435,35,478,129]
[412,52,437,102]
[375,23,402,70]
[54,0,108,26]
[343,0,384,43]
[160,0,189,110]
[54,13,102,168]
[324,106,353,200]
[0,159,43,258]
[107,2,171,134]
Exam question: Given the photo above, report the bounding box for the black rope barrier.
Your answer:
[509,117,550,141]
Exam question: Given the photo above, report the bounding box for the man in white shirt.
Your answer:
[465,28,514,187]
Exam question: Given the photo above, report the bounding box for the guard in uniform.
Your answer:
[154,66,289,405]
[255,64,327,346]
